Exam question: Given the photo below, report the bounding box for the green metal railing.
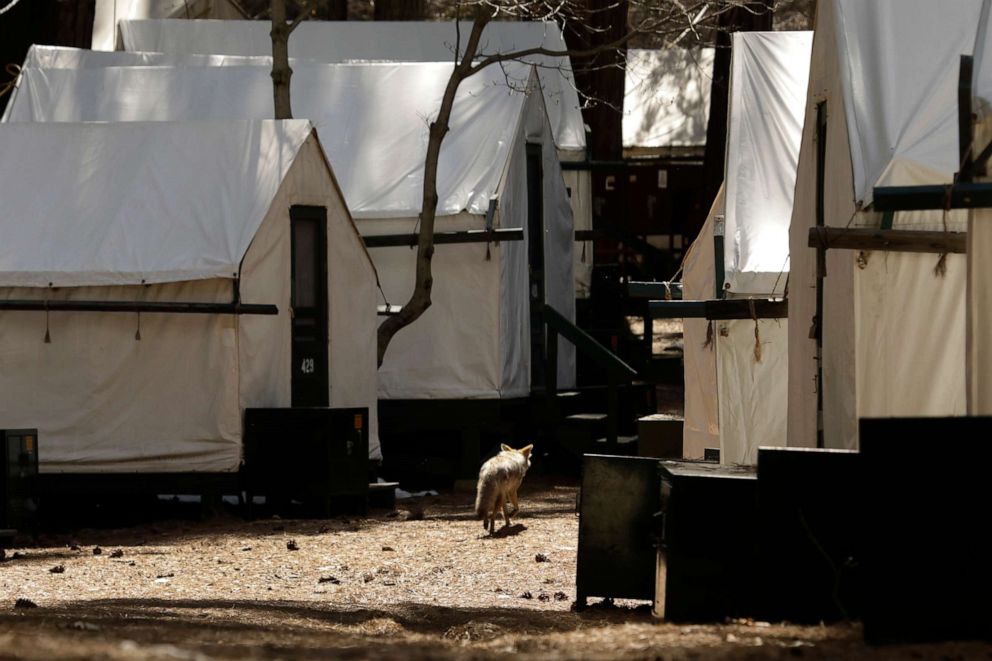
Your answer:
[543,304,637,445]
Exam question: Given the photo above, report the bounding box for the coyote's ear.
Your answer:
[520,444,533,457]
[500,443,512,452]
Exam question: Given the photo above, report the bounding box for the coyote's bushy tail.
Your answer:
[475,474,499,520]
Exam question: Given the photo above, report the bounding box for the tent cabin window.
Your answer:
[290,205,330,407]
[527,142,547,389]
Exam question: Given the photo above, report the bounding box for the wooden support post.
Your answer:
[807,227,967,255]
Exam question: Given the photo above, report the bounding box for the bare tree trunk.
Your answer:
[376,13,489,367]
[563,0,629,161]
[325,0,347,20]
[270,0,293,119]
[373,0,426,20]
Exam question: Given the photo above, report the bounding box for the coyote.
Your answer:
[475,443,533,534]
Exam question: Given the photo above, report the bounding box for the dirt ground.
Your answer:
[1,479,989,661]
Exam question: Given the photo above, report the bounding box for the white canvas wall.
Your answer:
[716,317,788,465]
[788,0,973,450]
[0,123,380,470]
[681,188,720,460]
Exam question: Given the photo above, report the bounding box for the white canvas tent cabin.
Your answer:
[4,59,576,400]
[617,48,714,275]
[0,120,381,485]
[786,0,992,449]
[112,18,595,300]
[676,31,811,465]
[4,58,577,474]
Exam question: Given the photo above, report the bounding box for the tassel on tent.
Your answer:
[581,240,587,263]
[43,304,51,344]
[703,321,714,349]
[934,252,948,277]
[750,300,762,363]
[135,311,142,341]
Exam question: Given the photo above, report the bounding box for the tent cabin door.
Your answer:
[290,205,330,407]
[527,142,547,390]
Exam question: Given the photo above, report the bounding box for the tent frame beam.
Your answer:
[362,228,522,248]
[0,300,278,315]
[807,227,967,255]
[648,298,787,320]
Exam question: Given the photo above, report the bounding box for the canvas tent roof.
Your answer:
[116,19,586,152]
[623,48,713,150]
[92,0,248,51]
[833,1,992,206]
[723,31,811,296]
[4,61,536,221]
[0,119,313,288]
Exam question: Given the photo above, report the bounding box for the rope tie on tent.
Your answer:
[750,299,762,363]
[934,184,953,277]
[43,301,51,344]
[663,281,673,300]
[0,63,21,99]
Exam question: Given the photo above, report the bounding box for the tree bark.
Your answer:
[373,0,426,21]
[270,0,293,119]
[562,0,629,161]
[701,1,774,208]
[376,13,489,367]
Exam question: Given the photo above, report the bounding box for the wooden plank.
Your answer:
[872,182,992,211]
[362,228,522,248]
[0,300,278,315]
[649,299,787,320]
[807,227,966,254]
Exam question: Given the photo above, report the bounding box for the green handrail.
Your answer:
[543,305,637,378]
[543,304,637,447]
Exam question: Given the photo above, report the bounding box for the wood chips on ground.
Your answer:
[1,478,989,660]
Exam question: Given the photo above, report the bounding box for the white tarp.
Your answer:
[788,0,973,450]
[5,62,527,220]
[0,121,381,470]
[16,44,593,299]
[92,0,246,51]
[834,1,987,206]
[117,19,586,153]
[0,119,308,287]
[3,60,575,399]
[724,31,811,297]
[623,48,713,150]
[681,188,721,460]
[113,18,593,298]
